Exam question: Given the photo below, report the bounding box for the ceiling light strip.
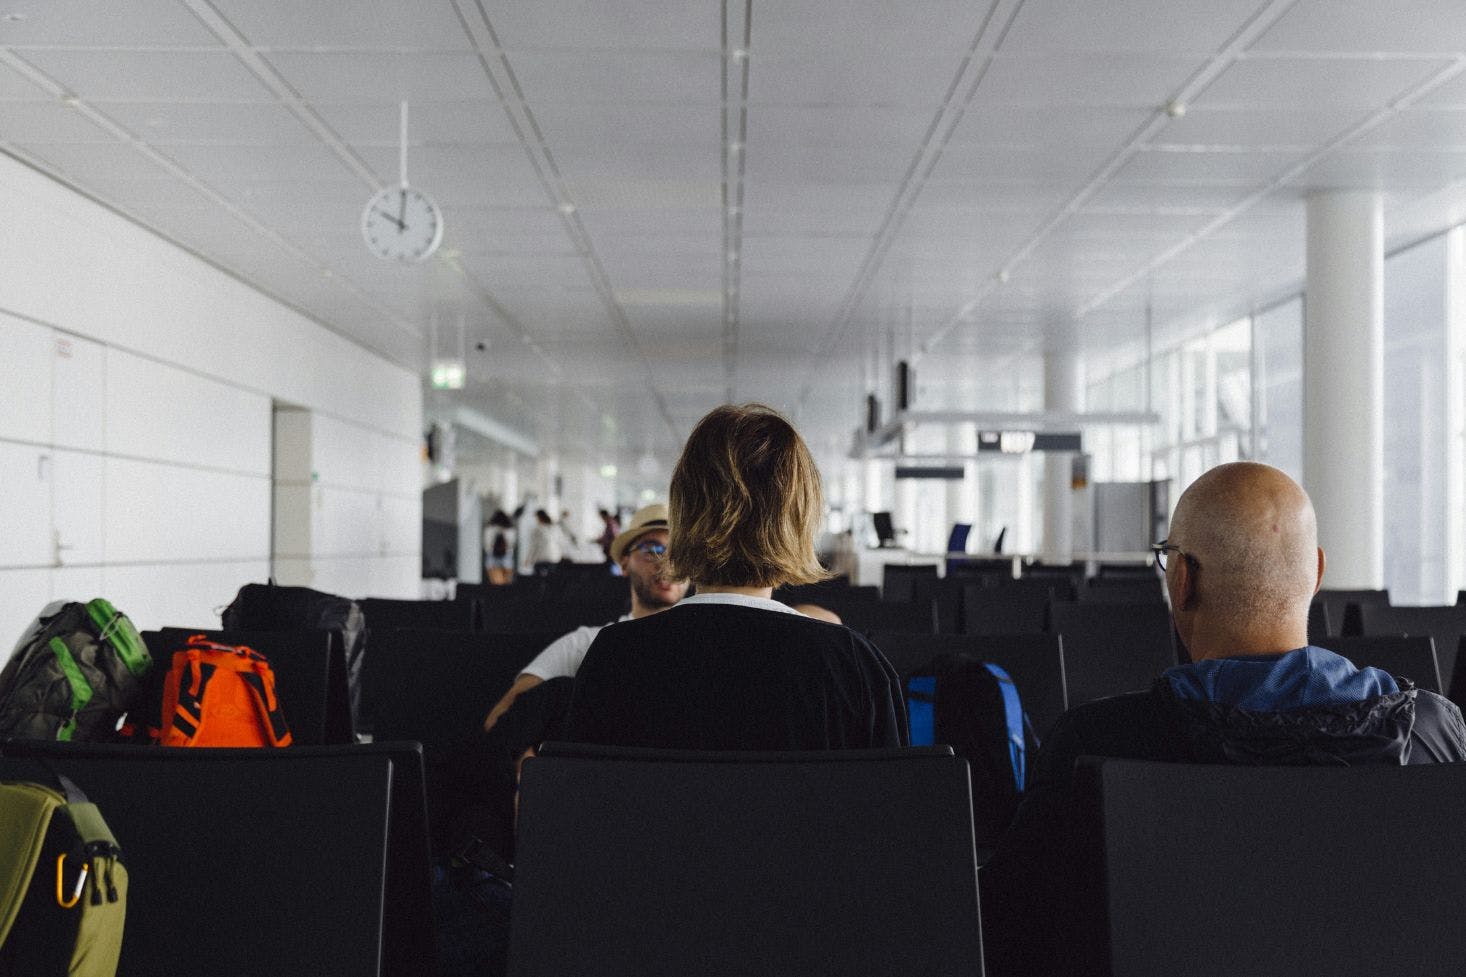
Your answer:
[797,0,1022,408]
[1072,51,1466,321]
[721,0,752,402]
[456,0,678,440]
[918,0,1302,356]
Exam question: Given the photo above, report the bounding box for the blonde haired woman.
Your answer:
[564,404,905,751]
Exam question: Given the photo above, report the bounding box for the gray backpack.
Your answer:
[0,600,152,742]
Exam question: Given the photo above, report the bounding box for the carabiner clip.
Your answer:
[55,853,88,909]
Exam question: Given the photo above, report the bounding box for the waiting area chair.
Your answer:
[0,740,434,977]
[510,743,983,977]
[1076,757,1466,977]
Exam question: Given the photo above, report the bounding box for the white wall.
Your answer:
[0,154,421,645]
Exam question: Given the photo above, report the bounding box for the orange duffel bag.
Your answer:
[152,635,293,747]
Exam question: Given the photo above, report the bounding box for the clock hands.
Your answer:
[373,207,406,232]
[398,188,407,233]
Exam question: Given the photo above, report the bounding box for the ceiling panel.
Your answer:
[753,0,989,56]
[15,49,271,100]
[1112,146,1305,184]
[97,100,314,143]
[1001,0,1264,53]
[211,0,473,50]
[947,104,1153,147]
[1251,0,1466,54]
[749,54,957,107]
[21,140,176,181]
[927,143,1113,184]
[1292,150,1466,191]
[313,99,519,145]
[489,0,717,51]
[357,143,551,207]
[1349,109,1466,150]
[0,0,220,47]
[975,54,1200,106]
[0,101,116,142]
[748,104,934,150]
[162,140,359,183]
[577,206,720,239]
[263,51,495,102]
[509,50,721,106]
[744,141,916,184]
[1082,182,1248,212]
[532,101,715,148]
[0,60,47,100]
[1198,56,1452,109]
[1155,105,1368,147]
[553,141,720,182]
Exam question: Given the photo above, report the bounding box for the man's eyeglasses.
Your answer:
[629,541,667,559]
[1150,539,1193,573]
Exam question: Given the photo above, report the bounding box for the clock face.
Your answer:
[361,185,443,262]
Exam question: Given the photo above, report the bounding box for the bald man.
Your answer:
[980,462,1466,977]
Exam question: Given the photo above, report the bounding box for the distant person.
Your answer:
[524,509,562,576]
[595,508,620,563]
[484,509,515,586]
[482,504,687,733]
[981,462,1466,977]
[563,404,906,751]
[558,508,579,550]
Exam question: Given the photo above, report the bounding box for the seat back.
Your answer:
[811,597,938,635]
[0,740,433,977]
[1316,587,1390,636]
[868,631,1067,740]
[361,597,482,632]
[148,627,353,744]
[1050,602,1176,708]
[1358,604,1466,695]
[1079,578,1164,603]
[1315,635,1442,693]
[510,744,982,977]
[962,582,1051,635]
[882,563,939,602]
[1307,598,1332,643]
[1077,757,1466,977]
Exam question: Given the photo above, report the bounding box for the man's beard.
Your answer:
[630,569,680,610]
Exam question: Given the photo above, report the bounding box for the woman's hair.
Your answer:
[535,509,551,524]
[667,403,829,588]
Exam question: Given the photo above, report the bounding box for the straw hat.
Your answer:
[609,503,670,563]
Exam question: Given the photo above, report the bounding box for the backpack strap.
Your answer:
[905,674,937,747]
[167,650,217,746]
[981,663,1026,791]
[235,653,293,748]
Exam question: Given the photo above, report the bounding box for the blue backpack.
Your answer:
[905,655,1036,848]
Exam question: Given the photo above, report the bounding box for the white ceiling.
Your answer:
[4,0,1466,472]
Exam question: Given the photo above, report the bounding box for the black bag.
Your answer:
[0,600,152,743]
[221,583,367,733]
[908,653,1038,849]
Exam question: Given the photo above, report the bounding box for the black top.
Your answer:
[563,602,908,752]
[980,676,1466,977]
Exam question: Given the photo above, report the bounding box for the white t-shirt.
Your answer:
[672,592,805,615]
[520,614,634,681]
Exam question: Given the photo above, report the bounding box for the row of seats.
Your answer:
[511,744,1466,977]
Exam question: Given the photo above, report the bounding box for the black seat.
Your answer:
[807,597,938,635]
[147,627,353,745]
[1075,756,1466,977]
[962,582,1051,635]
[1358,604,1466,697]
[1049,602,1176,708]
[1315,587,1390,636]
[776,581,878,604]
[1307,599,1332,643]
[510,743,983,977]
[882,563,939,602]
[0,740,434,977]
[868,631,1068,740]
[361,596,482,631]
[912,575,970,633]
[482,596,628,632]
[1079,578,1163,603]
[1314,635,1442,693]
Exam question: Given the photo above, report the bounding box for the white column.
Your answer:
[1304,191,1384,589]
[1042,349,1084,563]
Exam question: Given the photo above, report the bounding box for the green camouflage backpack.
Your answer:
[0,600,151,742]
[0,774,127,976]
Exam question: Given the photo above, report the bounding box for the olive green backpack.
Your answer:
[0,774,126,976]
